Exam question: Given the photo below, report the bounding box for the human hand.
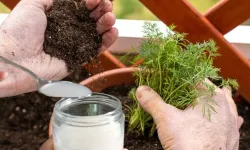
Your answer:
[0,0,117,97]
[136,82,243,150]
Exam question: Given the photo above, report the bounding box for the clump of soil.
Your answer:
[44,0,102,72]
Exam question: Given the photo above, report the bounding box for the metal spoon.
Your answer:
[0,56,92,98]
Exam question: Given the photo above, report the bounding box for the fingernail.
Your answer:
[238,116,244,129]
[0,72,8,81]
[136,85,151,99]
[139,85,152,92]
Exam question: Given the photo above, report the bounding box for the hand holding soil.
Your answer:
[135,83,243,150]
[0,0,117,97]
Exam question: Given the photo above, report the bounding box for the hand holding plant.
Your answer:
[128,22,238,135]
[136,83,243,150]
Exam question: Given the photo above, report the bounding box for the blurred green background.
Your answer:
[0,0,219,19]
[0,2,10,13]
[113,0,219,20]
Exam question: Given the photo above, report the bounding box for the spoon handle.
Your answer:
[0,56,40,82]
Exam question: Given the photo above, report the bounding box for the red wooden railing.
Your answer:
[1,0,17,10]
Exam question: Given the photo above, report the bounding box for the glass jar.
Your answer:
[52,93,125,150]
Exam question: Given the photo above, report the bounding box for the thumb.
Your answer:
[136,85,179,125]
[237,116,244,130]
[0,72,8,81]
[39,137,54,150]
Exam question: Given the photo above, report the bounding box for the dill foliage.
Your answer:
[128,22,238,136]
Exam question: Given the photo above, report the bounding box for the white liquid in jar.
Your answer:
[53,120,124,150]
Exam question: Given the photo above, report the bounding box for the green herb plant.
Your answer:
[127,22,238,136]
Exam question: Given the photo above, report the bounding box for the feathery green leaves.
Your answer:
[127,22,238,136]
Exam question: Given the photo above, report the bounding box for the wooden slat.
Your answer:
[205,0,250,35]
[140,0,250,102]
[1,0,19,10]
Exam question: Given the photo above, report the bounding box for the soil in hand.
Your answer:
[44,0,102,72]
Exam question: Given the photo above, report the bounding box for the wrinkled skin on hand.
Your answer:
[135,80,243,150]
[0,0,118,97]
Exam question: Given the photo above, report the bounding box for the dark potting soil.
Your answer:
[44,0,102,72]
[0,81,250,150]
[0,92,54,150]
[237,99,250,150]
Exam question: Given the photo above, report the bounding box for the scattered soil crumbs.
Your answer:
[44,0,102,72]
[0,92,54,150]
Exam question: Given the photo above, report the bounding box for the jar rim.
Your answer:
[53,92,123,126]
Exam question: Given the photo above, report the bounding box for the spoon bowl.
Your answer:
[38,80,92,98]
